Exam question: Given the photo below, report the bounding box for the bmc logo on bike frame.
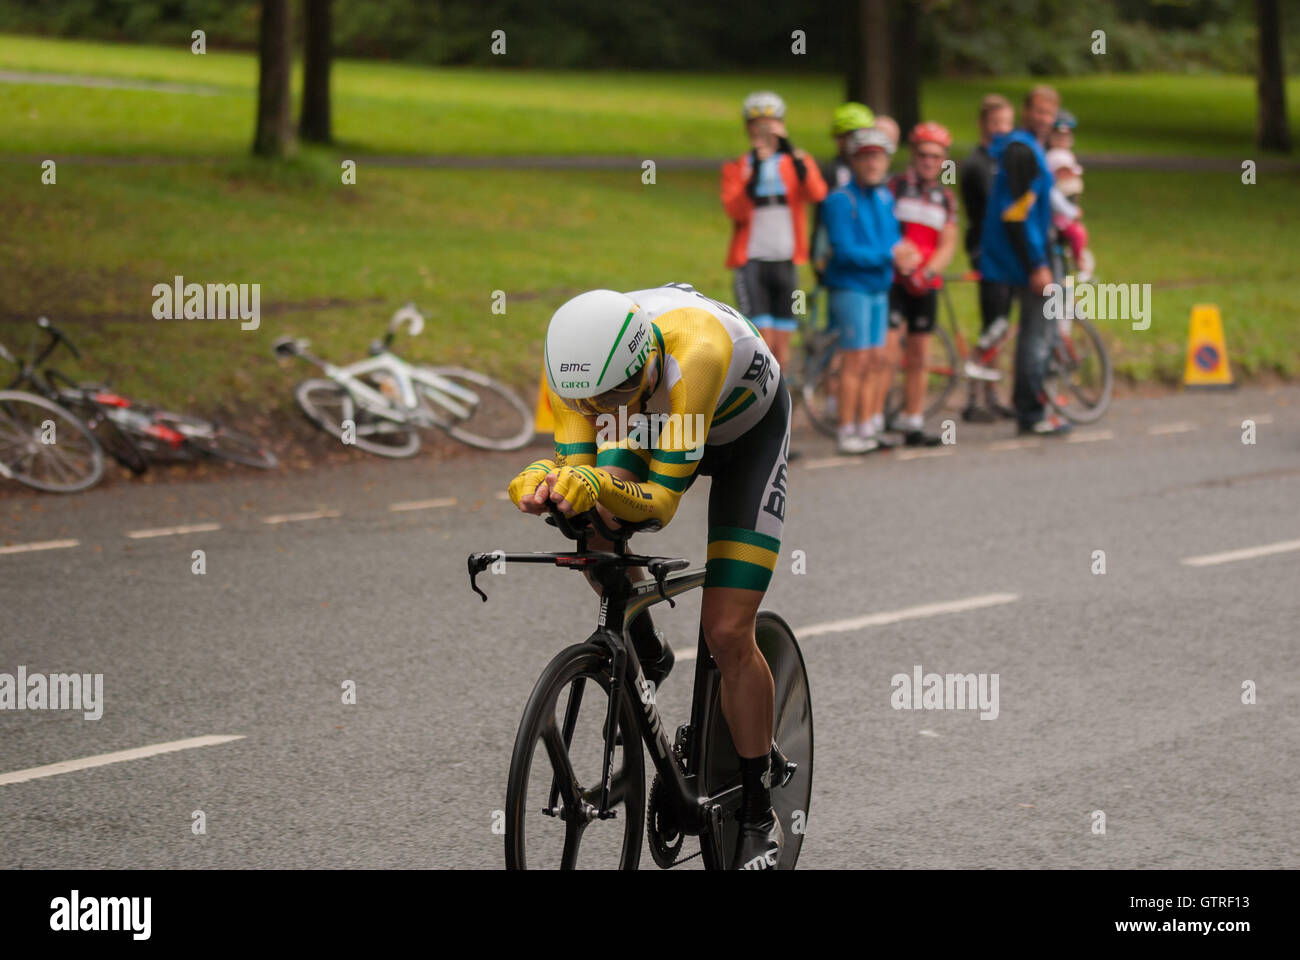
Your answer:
[743,849,779,869]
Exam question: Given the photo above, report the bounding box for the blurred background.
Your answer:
[1,0,1296,447]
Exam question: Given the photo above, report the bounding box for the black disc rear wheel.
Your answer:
[698,611,813,869]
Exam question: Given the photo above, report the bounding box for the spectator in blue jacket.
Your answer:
[978,85,1071,435]
[822,127,920,454]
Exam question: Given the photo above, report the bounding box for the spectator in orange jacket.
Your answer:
[721,91,828,372]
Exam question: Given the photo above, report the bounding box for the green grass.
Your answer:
[3,33,1299,159]
[2,160,1295,419]
[0,32,1296,417]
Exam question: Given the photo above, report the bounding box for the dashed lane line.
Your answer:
[1181,538,1300,567]
[262,509,341,525]
[1066,429,1115,444]
[126,522,221,540]
[0,538,79,556]
[389,497,457,512]
[0,735,246,786]
[797,593,1021,639]
[1149,421,1199,435]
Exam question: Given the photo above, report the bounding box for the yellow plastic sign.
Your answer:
[1183,304,1234,388]
[533,369,555,433]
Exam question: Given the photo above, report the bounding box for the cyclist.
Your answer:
[884,122,959,447]
[721,91,828,374]
[959,93,1016,422]
[822,128,921,454]
[508,283,792,870]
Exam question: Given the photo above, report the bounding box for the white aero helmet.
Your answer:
[742,90,786,121]
[544,289,660,416]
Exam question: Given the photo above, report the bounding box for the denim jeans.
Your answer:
[1012,287,1053,427]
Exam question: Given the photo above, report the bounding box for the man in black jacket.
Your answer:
[958,93,1015,422]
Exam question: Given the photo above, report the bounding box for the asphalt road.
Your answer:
[1,385,1296,869]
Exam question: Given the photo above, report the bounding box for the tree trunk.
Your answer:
[253,0,294,157]
[1255,0,1291,152]
[845,0,891,115]
[300,0,332,144]
[890,0,920,136]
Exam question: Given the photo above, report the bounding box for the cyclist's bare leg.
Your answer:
[904,331,930,416]
[700,585,773,758]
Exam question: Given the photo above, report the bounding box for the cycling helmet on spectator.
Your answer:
[742,91,786,121]
[831,102,875,136]
[847,127,896,156]
[1054,109,1077,131]
[909,122,952,149]
[545,290,661,416]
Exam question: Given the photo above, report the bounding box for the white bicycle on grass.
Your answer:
[272,304,534,457]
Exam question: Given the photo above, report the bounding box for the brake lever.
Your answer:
[467,553,493,602]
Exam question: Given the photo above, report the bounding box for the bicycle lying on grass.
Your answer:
[3,317,278,478]
[273,304,533,458]
[468,504,813,869]
[1,317,276,489]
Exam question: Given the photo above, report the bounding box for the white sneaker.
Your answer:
[964,360,1001,382]
[837,434,877,455]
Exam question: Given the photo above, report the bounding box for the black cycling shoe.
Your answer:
[732,808,784,870]
[640,639,674,691]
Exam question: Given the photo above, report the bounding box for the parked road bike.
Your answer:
[4,317,277,475]
[800,251,1111,435]
[273,304,534,458]
[468,504,813,869]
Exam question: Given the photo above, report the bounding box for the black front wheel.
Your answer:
[504,644,645,869]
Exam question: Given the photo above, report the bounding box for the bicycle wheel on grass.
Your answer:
[154,412,279,470]
[1045,315,1112,424]
[505,643,645,869]
[698,611,812,870]
[294,378,420,458]
[419,367,534,451]
[0,390,104,493]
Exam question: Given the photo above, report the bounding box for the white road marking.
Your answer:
[676,647,698,663]
[989,438,1040,452]
[1181,538,1300,568]
[389,497,457,512]
[803,456,862,470]
[1067,429,1114,444]
[262,509,340,525]
[0,538,79,556]
[895,447,955,461]
[1148,421,1199,435]
[1240,414,1274,425]
[919,730,941,738]
[126,522,221,540]
[0,735,245,787]
[495,491,512,500]
[797,593,1020,639]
